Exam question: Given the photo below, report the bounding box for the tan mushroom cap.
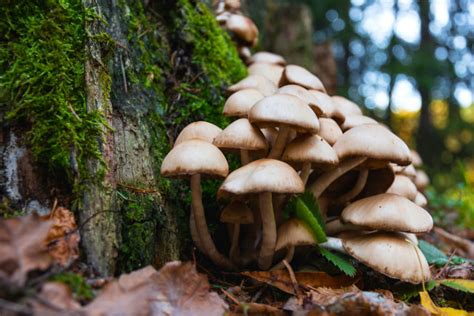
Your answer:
[218,159,304,198]
[260,127,278,147]
[161,140,229,178]
[386,175,418,201]
[248,63,284,85]
[280,65,326,91]
[343,232,430,284]
[223,89,265,118]
[174,121,223,146]
[331,96,363,117]
[277,85,321,111]
[308,91,345,122]
[224,0,241,11]
[227,75,277,97]
[318,118,343,145]
[226,14,258,46]
[248,51,286,66]
[414,191,428,207]
[237,45,252,61]
[340,115,378,131]
[213,118,268,151]
[341,193,433,233]
[282,135,339,169]
[333,124,412,166]
[415,170,430,191]
[220,201,254,224]
[275,219,316,251]
[392,164,417,180]
[248,94,320,133]
[410,150,423,167]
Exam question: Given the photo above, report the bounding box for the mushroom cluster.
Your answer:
[159,2,434,285]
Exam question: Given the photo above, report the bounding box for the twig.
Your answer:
[221,288,240,306]
[282,259,302,299]
[434,250,457,279]
[251,285,266,303]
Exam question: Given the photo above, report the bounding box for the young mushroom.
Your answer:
[226,14,259,47]
[248,51,286,66]
[218,159,304,269]
[161,140,235,269]
[248,63,284,85]
[280,65,326,92]
[386,175,418,201]
[317,118,343,145]
[223,88,265,118]
[227,74,277,96]
[174,121,222,146]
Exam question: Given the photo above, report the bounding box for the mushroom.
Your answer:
[309,124,411,205]
[223,89,265,118]
[318,118,343,145]
[414,191,428,207]
[213,118,268,164]
[248,51,286,66]
[220,200,253,263]
[174,121,222,146]
[248,94,319,159]
[415,170,430,192]
[282,134,339,185]
[227,74,277,97]
[226,14,259,47]
[161,140,235,269]
[272,218,316,270]
[308,90,345,123]
[331,96,363,117]
[248,63,284,85]
[386,175,418,201]
[218,159,304,269]
[410,150,423,167]
[280,65,326,92]
[340,115,378,131]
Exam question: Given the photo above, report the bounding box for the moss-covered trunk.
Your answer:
[0,0,246,276]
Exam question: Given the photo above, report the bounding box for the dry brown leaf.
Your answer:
[32,282,82,316]
[242,270,356,295]
[41,207,80,266]
[82,266,157,316]
[150,261,228,316]
[309,286,360,305]
[232,302,286,315]
[0,214,53,286]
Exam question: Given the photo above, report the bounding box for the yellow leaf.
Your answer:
[419,291,471,316]
[440,279,474,293]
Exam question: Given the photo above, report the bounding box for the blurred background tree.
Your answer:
[243,0,474,194]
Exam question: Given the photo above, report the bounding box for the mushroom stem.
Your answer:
[309,157,367,198]
[240,149,250,165]
[300,162,311,185]
[320,237,346,254]
[230,224,240,263]
[191,174,236,270]
[190,210,206,253]
[325,219,360,235]
[268,125,289,159]
[333,169,368,205]
[271,246,295,270]
[258,192,277,270]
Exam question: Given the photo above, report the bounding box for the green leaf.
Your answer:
[319,247,356,277]
[418,240,449,266]
[440,279,474,293]
[295,198,327,243]
[299,191,325,230]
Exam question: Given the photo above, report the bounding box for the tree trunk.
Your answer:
[0,0,246,276]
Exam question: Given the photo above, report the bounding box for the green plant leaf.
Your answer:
[295,198,327,243]
[418,240,449,266]
[319,247,356,277]
[299,191,325,230]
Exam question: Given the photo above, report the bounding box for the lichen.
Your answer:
[0,0,108,181]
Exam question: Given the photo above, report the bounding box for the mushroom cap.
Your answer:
[281,65,326,91]
[275,219,316,251]
[386,175,418,201]
[415,170,430,191]
[260,127,278,147]
[227,75,277,97]
[226,14,258,46]
[340,115,378,131]
[223,88,265,118]
[161,140,229,178]
[224,0,241,11]
[248,94,320,133]
[213,118,268,151]
[308,91,345,122]
[356,166,395,199]
[410,150,423,167]
[248,51,286,65]
[220,201,254,224]
[414,191,428,207]
[282,135,339,169]
[218,158,304,198]
[248,63,284,85]
[333,124,412,166]
[277,85,325,114]
[331,96,363,116]
[343,231,431,284]
[341,193,433,233]
[237,45,252,61]
[318,118,343,145]
[392,164,417,180]
[174,121,222,146]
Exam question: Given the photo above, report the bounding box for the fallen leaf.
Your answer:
[439,279,474,294]
[150,261,228,316]
[309,286,360,305]
[242,270,356,295]
[419,290,469,315]
[41,207,80,266]
[32,282,81,316]
[233,302,285,315]
[0,214,53,287]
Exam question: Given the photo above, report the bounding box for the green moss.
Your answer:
[0,0,108,181]
[50,272,94,302]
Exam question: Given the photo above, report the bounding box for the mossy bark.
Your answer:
[1,0,245,276]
